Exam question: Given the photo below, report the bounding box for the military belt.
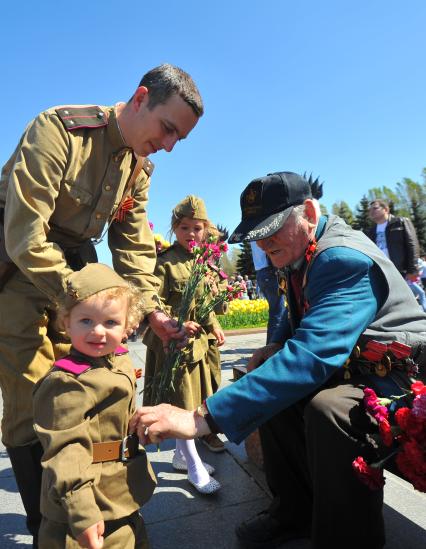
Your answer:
[92,433,140,463]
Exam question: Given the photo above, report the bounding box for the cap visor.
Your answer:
[228,207,293,243]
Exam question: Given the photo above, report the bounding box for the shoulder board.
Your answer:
[54,356,92,375]
[55,106,107,131]
[114,345,129,356]
[142,157,155,177]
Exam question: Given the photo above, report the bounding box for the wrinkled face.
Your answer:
[65,293,128,357]
[175,217,206,249]
[369,201,389,224]
[127,91,199,157]
[257,213,311,269]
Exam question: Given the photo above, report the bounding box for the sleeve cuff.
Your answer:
[62,484,103,538]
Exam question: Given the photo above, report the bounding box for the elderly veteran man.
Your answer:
[131,172,426,549]
[0,63,202,546]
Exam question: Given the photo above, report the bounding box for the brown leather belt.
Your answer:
[92,434,140,463]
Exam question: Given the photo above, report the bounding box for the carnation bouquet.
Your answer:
[150,238,239,405]
[352,380,426,492]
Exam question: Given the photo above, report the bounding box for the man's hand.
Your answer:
[148,310,187,348]
[212,327,225,346]
[246,342,282,372]
[76,521,105,549]
[129,404,210,444]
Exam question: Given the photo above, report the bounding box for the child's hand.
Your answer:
[77,520,105,548]
[205,272,219,295]
[183,321,201,337]
[212,327,225,346]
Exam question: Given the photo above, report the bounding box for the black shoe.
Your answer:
[235,511,310,548]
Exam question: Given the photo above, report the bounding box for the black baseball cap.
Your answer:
[228,172,313,243]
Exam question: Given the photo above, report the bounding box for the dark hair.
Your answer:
[369,199,389,210]
[137,64,204,117]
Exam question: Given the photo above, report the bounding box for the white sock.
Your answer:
[175,439,186,462]
[175,439,210,485]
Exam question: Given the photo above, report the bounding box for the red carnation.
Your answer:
[352,456,385,490]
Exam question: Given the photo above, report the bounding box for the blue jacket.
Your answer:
[207,217,388,443]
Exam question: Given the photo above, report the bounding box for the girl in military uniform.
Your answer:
[143,195,225,494]
[33,263,156,549]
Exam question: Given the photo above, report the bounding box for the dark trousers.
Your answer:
[7,441,43,548]
[259,381,386,549]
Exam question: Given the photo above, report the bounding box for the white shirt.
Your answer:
[250,241,270,270]
[375,221,389,258]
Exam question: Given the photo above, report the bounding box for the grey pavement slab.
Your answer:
[0,332,425,548]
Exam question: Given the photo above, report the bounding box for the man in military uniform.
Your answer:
[0,63,202,546]
[132,172,426,549]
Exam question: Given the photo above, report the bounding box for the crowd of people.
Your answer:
[0,63,425,549]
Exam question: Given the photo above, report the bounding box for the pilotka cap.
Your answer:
[65,263,129,306]
[173,195,208,222]
[228,172,313,243]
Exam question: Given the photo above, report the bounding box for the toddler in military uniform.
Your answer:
[143,195,226,494]
[33,263,156,549]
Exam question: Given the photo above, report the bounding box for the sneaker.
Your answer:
[235,511,310,548]
[200,433,225,453]
[172,452,215,475]
[187,474,221,494]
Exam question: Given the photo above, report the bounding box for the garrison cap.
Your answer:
[65,263,128,307]
[173,195,208,221]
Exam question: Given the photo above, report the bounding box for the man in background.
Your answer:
[366,199,419,277]
[367,199,425,309]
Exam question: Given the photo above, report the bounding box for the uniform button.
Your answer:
[105,185,111,191]
[64,110,69,115]
[96,213,102,219]
[75,197,81,205]
[69,120,75,125]
[97,111,104,118]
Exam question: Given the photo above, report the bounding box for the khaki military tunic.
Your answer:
[143,242,224,409]
[0,105,159,447]
[33,347,156,547]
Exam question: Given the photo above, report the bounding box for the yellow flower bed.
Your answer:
[219,298,269,329]
[228,299,269,314]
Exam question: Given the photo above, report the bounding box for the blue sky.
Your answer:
[1,1,425,263]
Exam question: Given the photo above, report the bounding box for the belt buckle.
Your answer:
[120,433,139,462]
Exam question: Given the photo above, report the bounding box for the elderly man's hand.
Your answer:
[148,311,187,348]
[129,404,210,444]
[247,342,282,372]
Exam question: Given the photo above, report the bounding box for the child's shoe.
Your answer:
[187,474,221,494]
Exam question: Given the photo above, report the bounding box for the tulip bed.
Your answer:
[218,298,268,330]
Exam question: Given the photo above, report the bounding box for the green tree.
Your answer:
[353,195,373,232]
[332,201,354,226]
[236,241,255,276]
[319,203,328,216]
